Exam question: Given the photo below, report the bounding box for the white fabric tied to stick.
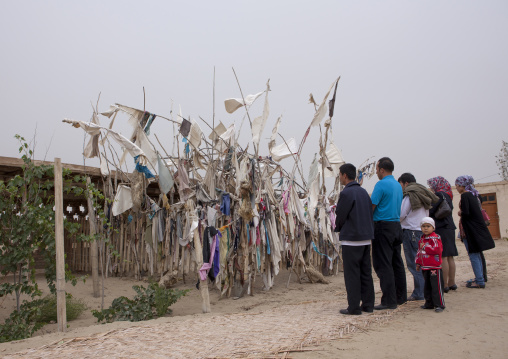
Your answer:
[83,112,101,159]
[290,185,307,225]
[323,143,345,178]
[99,152,110,177]
[63,119,145,159]
[267,114,298,161]
[251,80,270,148]
[224,91,264,114]
[157,155,174,194]
[187,118,203,149]
[215,124,235,153]
[268,115,282,151]
[176,160,194,202]
[136,128,158,173]
[179,211,199,246]
[100,104,119,118]
[307,154,319,187]
[270,137,297,161]
[112,185,133,216]
[308,174,320,214]
[208,121,227,142]
[207,206,217,227]
[310,77,340,127]
[108,104,152,151]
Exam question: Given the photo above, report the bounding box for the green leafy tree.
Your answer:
[0,135,80,341]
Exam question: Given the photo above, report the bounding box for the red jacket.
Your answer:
[415,232,443,269]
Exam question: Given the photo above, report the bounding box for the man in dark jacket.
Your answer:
[335,163,375,315]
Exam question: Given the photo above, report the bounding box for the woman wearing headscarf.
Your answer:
[427,176,458,292]
[455,175,495,288]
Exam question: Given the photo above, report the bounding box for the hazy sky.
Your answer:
[1,1,507,192]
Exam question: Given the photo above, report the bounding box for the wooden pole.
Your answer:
[211,66,216,166]
[119,219,125,275]
[54,158,67,332]
[86,177,100,297]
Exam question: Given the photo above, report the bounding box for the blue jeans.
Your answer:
[402,229,425,299]
[463,239,485,285]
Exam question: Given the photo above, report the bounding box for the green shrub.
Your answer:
[37,294,87,323]
[92,283,189,323]
[0,294,88,343]
[0,299,46,343]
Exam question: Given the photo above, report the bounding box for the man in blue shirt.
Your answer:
[335,163,375,315]
[371,157,407,310]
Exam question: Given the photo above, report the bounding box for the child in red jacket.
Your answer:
[416,217,445,312]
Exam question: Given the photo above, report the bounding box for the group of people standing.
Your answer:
[334,157,496,315]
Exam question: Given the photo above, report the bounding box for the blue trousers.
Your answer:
[463,238,485,286]
[402,229,425,300]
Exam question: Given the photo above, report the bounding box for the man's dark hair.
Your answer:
[339,163,356,181]
[378,157,394,172]
[398,172,416,184]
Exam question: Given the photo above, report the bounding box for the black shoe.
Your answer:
[374,304,397,310]
[449,284,458,291]
[444,287,450,293]
[340,308,362,315]
[420,305,434,309]
[361,307,374,313]
[435,307,445,313]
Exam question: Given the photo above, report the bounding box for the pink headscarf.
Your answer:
[427,176,453,200]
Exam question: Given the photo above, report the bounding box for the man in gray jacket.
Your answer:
[335,163,375,315]
[398,172,438,301]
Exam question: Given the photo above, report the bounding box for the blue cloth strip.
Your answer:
[311,241,333,262]
[134,155,155,179]
[257,247,261,270]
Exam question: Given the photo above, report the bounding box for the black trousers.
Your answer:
[422,268,445,309]
[372,221,407,306]
[342,245,375,313]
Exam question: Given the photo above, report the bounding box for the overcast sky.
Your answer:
[1,1,507,192]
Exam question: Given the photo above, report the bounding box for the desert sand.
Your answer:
[0,238,507,358]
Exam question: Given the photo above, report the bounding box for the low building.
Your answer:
[451,180,508,240]
[0,156,161,271]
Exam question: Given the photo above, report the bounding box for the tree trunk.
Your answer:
[86,177,100,297]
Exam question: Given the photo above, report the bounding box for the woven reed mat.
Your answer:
[5,300,402,359]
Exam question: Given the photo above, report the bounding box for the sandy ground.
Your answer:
[0,238,507,358]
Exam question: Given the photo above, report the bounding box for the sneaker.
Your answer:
[466,282,485,289]
[435,307,444,313]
